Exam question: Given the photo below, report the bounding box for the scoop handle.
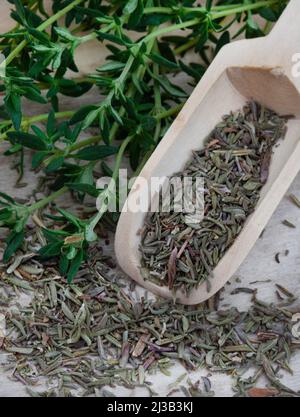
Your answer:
[267,0,300,88]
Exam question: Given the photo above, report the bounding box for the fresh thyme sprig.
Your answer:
[0,0,288,282]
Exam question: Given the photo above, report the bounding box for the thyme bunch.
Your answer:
[0,0,288,281]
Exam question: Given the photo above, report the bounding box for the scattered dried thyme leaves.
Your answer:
[1,252,300,397]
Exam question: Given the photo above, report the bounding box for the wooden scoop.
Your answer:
[115,0,300,305]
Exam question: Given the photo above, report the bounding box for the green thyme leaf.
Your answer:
[7,131,50,151]
[3,230,25,263]
[39,241,63,258]
[67,248,84,283]
[66,183,99,197]
[74,145,118,160]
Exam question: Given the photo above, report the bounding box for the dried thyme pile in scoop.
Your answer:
[140,102,288,293]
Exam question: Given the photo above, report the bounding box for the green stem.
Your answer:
[143,6,202,14]
[112,136,132,183]
[211,0,283,19]
[143,5,243,15]
[37,77,97,91]
[87,135,132,235]
[0,111,75,142]
[1,101,180,153]
[26,110,75,125]
[133,103,183,177]
[152,41,162,149]
[29,186,68,213]
[5,39,27,66]
[174,37,199,55]
[5,0,84,65]
[156,104,184,120]
[153,44,161,110]
[263,20,273,35]
[143,0,283,43]
[144,19,200,43]
[144,1,284,16]
[68,135,102,153]
[38,0,83,31]
[104,30,158,144]
[93,23,185,129]
[118,55,135,85]
[88,53,135,136]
